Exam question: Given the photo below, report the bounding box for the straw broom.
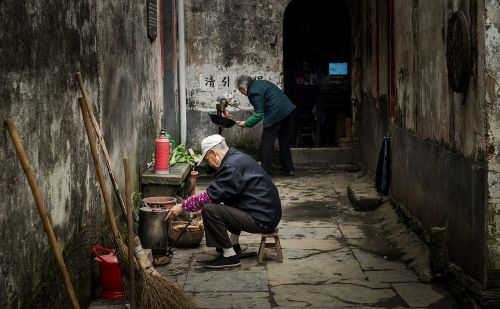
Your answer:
[79,97,195,308]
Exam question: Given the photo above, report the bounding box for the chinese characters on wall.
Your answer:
[201,74,264,90]
[191,71,280,109]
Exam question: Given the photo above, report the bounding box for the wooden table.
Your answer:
[141,163,193,199]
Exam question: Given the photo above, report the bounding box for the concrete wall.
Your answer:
[183,0,290,149]
[485,0,500,287]
[0,0,163,307]
[355,0,490,285]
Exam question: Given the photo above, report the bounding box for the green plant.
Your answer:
[170,144,202,167]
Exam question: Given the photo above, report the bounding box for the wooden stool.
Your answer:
[257,229,283,263]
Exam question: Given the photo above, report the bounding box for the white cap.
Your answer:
[198,134,225,166]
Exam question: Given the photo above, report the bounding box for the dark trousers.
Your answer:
[261,114,294,175]
[202,203,273,248]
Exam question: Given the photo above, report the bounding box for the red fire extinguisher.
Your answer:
[154,129,172,174]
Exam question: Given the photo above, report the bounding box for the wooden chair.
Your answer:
[257,229,283,263]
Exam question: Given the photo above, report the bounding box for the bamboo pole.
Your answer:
[5,118,80,309]
[124,159,136,309]
[75,72,128,222]
[79,96,161,278]
[79,98,120,237]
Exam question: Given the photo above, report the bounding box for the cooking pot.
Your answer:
[208,113,236,128]
[138,197,176,249]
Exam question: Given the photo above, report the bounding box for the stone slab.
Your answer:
[279,220,336,228]
[141,163,191,185]
[392,282,445,307]
[279,226,343,239]
[282,248,324,259]
[340,279,391,289]
[338,224,367,238]
[279,239,344,250]
[364,269,418,283]
[267,249,366,285]
[351,248,407,271]
[194,292,271,308]
[184,270,268,292]
[271,284,395,307]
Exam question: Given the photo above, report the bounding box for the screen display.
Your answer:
[329,62,348,76]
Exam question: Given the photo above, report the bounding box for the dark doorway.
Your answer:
[284,0,352,148]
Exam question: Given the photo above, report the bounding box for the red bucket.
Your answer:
[91,246,125,300]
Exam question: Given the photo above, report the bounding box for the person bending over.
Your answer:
[235,75,296,176]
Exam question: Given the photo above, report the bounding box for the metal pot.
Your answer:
[138,197,176,249]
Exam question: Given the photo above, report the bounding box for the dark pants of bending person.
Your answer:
[261,114,294,175]
[202,203,274,248]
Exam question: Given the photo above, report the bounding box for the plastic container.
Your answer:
[91,246,125,300]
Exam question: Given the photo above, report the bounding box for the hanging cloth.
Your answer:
[375,135,391,195]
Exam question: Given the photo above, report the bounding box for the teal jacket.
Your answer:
[244,80,296,128]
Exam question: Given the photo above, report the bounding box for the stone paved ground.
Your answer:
[159,168,458,308]
[90,168,458,308]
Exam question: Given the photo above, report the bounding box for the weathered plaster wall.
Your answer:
[184,0,290,149]
[96,0,163,193]
[353,0,391,172]
[394,0,485,155]
[356,0,489,284]
[485,0,500,288]
[0,1,162,307]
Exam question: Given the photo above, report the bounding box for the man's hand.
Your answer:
[166,204,184,222]
[237,121,246,128]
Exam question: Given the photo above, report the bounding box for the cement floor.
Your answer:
[90,168,458,308]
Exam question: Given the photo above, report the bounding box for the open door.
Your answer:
[284,0,352,148]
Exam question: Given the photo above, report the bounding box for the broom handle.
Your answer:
[79,98,120,237]
[5,118,80,309]
[75,72,128,223]
[124,159,136,309]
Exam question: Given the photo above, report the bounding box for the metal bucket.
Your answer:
[138,197,176,249]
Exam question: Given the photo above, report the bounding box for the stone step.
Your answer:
[347,182,385,211]
[291,147,355,165]
[294,163,361,172]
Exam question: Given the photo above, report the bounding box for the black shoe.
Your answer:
[205,254,240,269]
[216,244,242,255]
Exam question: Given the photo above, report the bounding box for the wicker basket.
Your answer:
[168,220,204,248]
